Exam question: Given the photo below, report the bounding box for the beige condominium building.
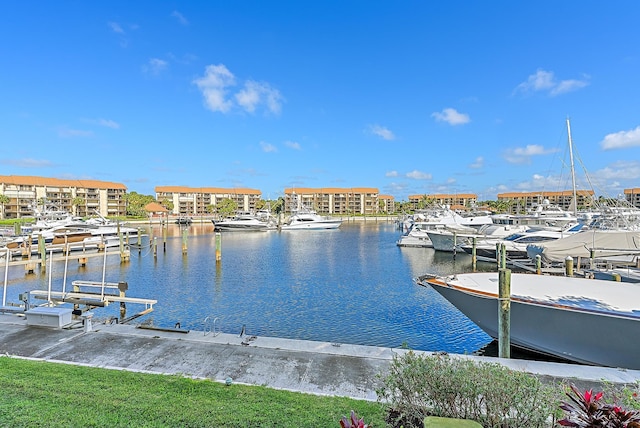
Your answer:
[284,187,394,215]
[497,190,595,214]
[624,188,640,209]
[0,175,127,219]
[155,186,262,216]
[407,193,479,211]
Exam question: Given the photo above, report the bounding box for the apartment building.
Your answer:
[407,193,479,211]
[0,175,127,219]
[155,186,262,216]
[283,188,393,215]
[497,190,595,214]
[624,188,640,208]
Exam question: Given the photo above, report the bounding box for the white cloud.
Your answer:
[504,144,558,164]
[235,81,283,115]
[260,141,277,153]
[431,108,470,125]
[600,126,640,150]
[193,64,236,113]
[97,118,120,129]
[83,118,120,129]
[193,65,283,115]
[172,11,189,25]
[385,170,399,177]
[469,156,484,169]
[0,158,53,168]
[406,170,432,180]
[596,160,640,181]
[514,69,590,96]
[58,127,93,138]
[551,78,589,96]
[143,58,168,75]
[368,124,396,140]
[108,21,124,34]
[284,140,301,150]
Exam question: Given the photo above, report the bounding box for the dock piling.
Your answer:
[565,256,574,277]
[471,237,477,271]
[153,237,157,258]
[215,232,222,262]
[498,268,511,359]
[182,229,188,255]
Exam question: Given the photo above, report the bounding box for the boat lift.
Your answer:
[1,246,156,324]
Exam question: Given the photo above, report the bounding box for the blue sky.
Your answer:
[2,1,640,201]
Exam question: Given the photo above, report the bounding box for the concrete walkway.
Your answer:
[2,314,639,401]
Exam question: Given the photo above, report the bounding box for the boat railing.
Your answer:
[203,315,220,337]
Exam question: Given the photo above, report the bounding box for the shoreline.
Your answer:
[2,314,639,401]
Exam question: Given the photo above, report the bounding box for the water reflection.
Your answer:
[2,222,492,354]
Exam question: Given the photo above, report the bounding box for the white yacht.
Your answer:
[396,206,493,248]
[417,271,640,370]
[213,212,277,232]
[4,208,140,254]
[459,222,584,261]
[280,207,342,230]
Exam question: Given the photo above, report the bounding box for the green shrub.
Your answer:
[376,351,563,427]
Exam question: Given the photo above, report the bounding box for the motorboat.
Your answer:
[526,229,640,266]
[280,208,341,230]
[396,206,493,248]
[175,216,193,225]
[490,200,578,231]
[417,271,640,370]
[213,212,276,232]
[5,221,139,251]
[425,223,530,253]
[3,207,140,255]
[459,222,584,261]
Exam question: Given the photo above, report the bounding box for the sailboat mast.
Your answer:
[566,117,578,216]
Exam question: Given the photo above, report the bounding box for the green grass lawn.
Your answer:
[0,357,386,427]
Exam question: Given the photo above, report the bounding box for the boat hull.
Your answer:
[212,218,275,232]
[280,221,341,230]
[420,273,640,369]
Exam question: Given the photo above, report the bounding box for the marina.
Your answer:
[1,221,494,355]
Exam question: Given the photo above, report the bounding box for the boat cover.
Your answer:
[527,230,640,264]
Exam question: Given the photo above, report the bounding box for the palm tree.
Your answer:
[0,194,9,219]
[71,197,85,217]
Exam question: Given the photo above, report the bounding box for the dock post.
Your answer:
[163,224,167,252]
[471,237,477,271]
[590,249,595,269]
[452,232,457,259]
[153,237,157,259]
[118,222,123,254]
[499,243,506,270]
[118,281,128,318]
[498,268,511,359]
[215,232,222,262]
[38,234,46,272]
[565,256,574,277]
[137,228,142,253]
[182,228,188,255]
[535,255,542,274]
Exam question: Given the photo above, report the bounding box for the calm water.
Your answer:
[2,221,494,354]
